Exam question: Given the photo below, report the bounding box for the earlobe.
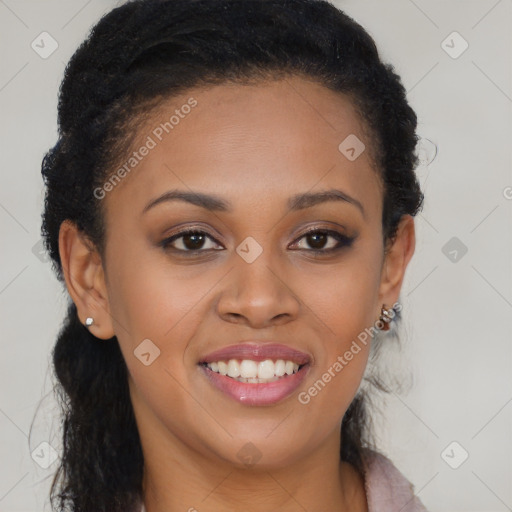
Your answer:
[378,215,416,305]
[58,220,115,340]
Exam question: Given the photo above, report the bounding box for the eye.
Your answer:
[160,229,224,252]
[159,227,355,255]
[289,228,355,253]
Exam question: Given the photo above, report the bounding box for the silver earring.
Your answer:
[377,304,395,331]
[85,317,94,327]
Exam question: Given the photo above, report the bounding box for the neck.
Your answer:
[139,423,367,512]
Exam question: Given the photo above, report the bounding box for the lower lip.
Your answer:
[200,364,309,406]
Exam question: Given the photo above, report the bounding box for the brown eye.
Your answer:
[305,232,329,250]
[160,230,223,252]
[290,229,355,253]
[181,232,207,250]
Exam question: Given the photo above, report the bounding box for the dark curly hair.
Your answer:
[39,0,424,510]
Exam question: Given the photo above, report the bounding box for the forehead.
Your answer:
[101,75,382,222]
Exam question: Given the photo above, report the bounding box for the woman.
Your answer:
[40,0,427,510]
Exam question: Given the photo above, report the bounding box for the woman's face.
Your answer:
[95,75,413,468]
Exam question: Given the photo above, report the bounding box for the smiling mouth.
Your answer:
[197,342,311,405]
[200,358,306,383]
[198,359,310,406]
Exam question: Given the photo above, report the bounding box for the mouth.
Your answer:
[198,343,311,406]
[201,359,306,383]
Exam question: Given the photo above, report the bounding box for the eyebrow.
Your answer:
[141,188,365,218]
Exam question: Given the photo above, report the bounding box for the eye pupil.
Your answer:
[184,233,205,250]
[307,232,327,249]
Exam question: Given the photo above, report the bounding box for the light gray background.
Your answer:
[1,1,511,511]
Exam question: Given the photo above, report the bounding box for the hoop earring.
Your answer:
[378,304,395,331]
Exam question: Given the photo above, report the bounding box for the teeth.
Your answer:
[217,361,228,376]
[240,359,258,378]
[227,359,240,378]
[205,358,302,381]
[258,359,275,379]
[275,359,286,377]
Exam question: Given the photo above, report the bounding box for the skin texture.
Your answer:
[58,75,415,512]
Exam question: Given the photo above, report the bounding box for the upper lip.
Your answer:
[199,342,311,365]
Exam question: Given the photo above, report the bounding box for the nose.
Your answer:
[215,255,301,329]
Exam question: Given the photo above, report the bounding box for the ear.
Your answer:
[378,214,416,306]
[58,220,115,340]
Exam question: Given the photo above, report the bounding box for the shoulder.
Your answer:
[361,448,429,512]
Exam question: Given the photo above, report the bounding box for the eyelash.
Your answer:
[159,227,355,256]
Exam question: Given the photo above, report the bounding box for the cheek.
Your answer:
[297,310,372,435]
[293,244,383,341]
[107,236,216,334]
[108,257,219,442]
[291,246,381,421]
[105,244,214,376]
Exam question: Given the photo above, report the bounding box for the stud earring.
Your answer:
[85,317,94,327]
[377,304,395,331]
